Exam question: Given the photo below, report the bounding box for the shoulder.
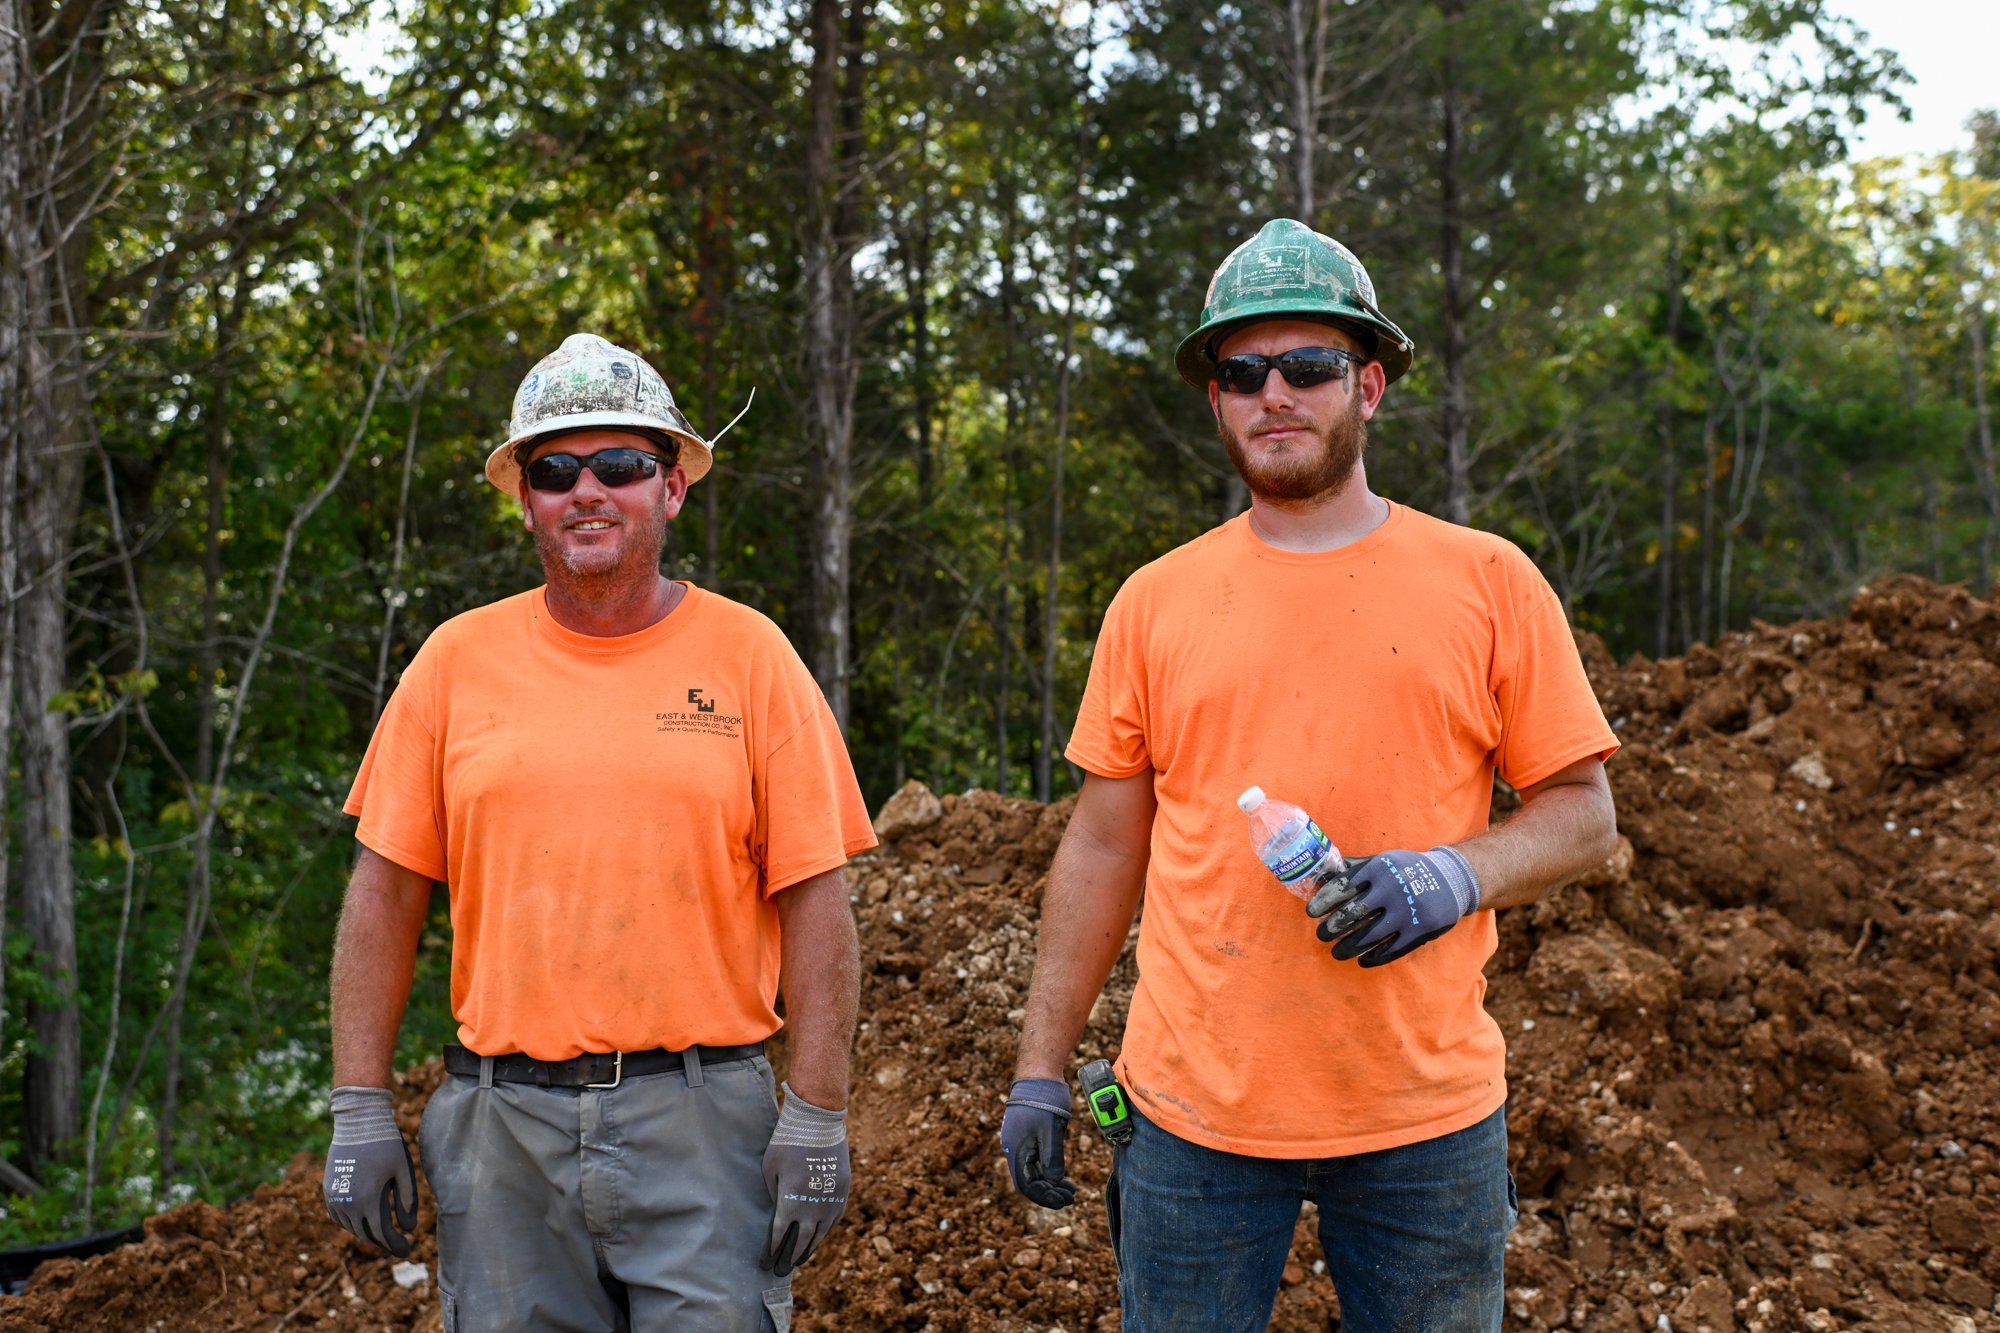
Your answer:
[405,590,537,666]
[688,588,799,654]
[1395,508,1551,600]
[1113,517,1243,605]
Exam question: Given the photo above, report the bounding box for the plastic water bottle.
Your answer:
[1238,786,1346,902]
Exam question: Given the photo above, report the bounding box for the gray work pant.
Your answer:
[418,1049,792,1332]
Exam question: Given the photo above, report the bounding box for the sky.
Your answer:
[1823,0,1994,162]
[325,2,1994,165]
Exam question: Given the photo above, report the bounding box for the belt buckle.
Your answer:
[586,1051,623,1089]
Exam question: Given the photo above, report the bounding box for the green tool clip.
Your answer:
[1077,1059,1134,1146]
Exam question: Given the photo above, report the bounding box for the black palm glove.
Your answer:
[761,1082,851,1277]
[1001,1078,1077,1209]
[323,1085,418,1257]
[1309,846,1480,967]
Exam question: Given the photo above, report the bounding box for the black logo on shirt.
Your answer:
[658,690,740,737]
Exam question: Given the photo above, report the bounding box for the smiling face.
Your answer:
[1206,319,1387,505]
[517,428,688,596]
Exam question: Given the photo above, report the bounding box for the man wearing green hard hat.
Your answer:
[1005,220,1620,1330]
[325,332,875,1329]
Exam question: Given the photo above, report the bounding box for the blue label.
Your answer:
[1269,820,1331,883]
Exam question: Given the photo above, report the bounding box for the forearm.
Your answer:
[330,847,434,1088]
[1014,837,1147,1082]
[1455,764,1617,911]
[776,867,860,1110]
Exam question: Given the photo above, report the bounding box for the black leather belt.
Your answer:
[443,1042,763,1089]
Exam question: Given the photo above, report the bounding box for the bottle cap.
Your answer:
[1236,786,1265,813]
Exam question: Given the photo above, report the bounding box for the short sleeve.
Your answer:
[756,684,876,895]
[1066,580,1153,779]
[344,656,449,882]
[1492,572,1620,791]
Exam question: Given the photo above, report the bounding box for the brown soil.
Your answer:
[4,572,1998,1332]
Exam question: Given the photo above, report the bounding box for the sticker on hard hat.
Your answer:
[1220,244,1342,303]
[518,372,542,408]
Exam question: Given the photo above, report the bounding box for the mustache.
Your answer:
[1249,416,1315,437]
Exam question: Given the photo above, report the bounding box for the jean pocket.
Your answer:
[1505,1169,1520,1233]
[438,1287,458,1333]
[762,1282,793,1333]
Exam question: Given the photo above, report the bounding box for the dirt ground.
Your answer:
[3,572,1997,1332]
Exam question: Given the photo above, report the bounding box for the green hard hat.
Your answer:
[1175,219,1414,388]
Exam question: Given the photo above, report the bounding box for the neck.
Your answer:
[1245,469,1388,553]
[543,569,682,637]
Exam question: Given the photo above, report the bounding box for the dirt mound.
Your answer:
[5,573,1999,1332]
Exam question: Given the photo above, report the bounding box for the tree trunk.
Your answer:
[16,321,85,1170]
[1040,26,1092,804]
[695,178,729,586]
[1656,189,1682,659]
[1287,0,1314,218]
[0,0,25,1064]
[802,0,866,729]
[16,0,115,1173]
[1968,311,1998,591]
[995,183,1019,795]
[159,281,243,1185]
[1437,4,1471,527]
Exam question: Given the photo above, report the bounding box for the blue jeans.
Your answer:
[1106,1105,1516,1333]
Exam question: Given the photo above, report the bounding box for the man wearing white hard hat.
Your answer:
[324,333,874,1330]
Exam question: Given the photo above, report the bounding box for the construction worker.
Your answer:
[324,333,874,1331]
[1001,220,1620,1331]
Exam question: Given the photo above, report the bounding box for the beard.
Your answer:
[532,492,672,598]
[1218,390,1368,504]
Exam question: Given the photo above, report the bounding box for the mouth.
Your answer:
[566,518,617,532]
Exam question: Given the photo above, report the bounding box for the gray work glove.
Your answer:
[761,1082,851,1277]
[1000,1077,1077,1209]
[1309,846,1480,967]
[323,1085,419,1257]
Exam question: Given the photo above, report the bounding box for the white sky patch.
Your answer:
[1823,0,1993,162]
[323,8,405,98]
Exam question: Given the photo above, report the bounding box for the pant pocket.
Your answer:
[761,1282,793,1333]
[438,1287,457,1333]
[1505,1169,1520,1233]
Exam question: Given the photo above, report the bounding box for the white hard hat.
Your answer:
[485,333,715,491]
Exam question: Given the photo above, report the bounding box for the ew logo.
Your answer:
[688,688,717,714]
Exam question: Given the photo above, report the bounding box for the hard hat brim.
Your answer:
[485,410,714,492]
[1175,310,1414,389]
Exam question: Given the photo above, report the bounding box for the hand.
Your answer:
[1309,846,1480,967]
[761,1082,851,1277]
[322,1085,419,1257]
[1000,1078,1077,1209]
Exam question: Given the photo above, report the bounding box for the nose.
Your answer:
[568,464,612,503]
[1257,365,1297,410]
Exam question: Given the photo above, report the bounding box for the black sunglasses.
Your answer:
[1214,346,1362,395]
[525,447,666,493]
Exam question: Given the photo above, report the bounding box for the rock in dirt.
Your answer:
[872,779,944,840]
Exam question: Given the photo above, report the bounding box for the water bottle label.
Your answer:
[1270,821,1331,883]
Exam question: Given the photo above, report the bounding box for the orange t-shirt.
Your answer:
[1067,504,1617,1158]
[344,585,876,1060]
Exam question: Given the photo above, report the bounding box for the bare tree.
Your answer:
[802,0,869,729]
[15,0,120,1169]
[0,0,24,1111]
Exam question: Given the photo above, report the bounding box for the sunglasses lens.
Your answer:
[1215,356,1271,395]
[585,449,658,487]
[1275,349,1347,388]
[526,455,582,492]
